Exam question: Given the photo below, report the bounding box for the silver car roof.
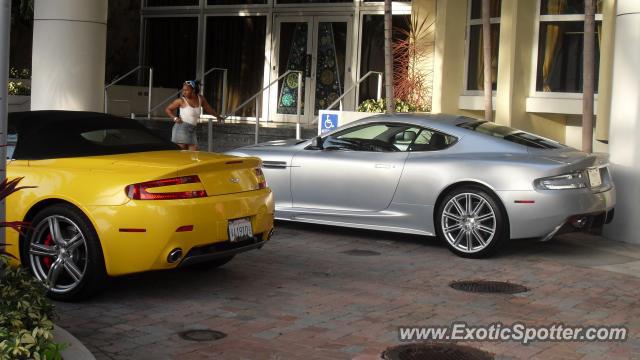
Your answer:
[329,113,478,137]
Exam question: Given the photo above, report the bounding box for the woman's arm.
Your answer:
[200,95,222,120]
[165,98,183,122]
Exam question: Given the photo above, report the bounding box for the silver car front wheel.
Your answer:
[436,186,507,258]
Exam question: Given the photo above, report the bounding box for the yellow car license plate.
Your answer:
[228,217,253,242]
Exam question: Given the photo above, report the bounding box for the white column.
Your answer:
[603,0,640,244]
[31,0,107,111]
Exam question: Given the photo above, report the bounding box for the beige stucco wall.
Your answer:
[431,0,615,148]
[431,0,467,115]
[595,0,616,142]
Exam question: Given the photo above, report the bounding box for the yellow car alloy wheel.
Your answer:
[26,204,106,301]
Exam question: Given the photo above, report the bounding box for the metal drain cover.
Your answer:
[449,280,528,294]
[178,329,227,342]
[342,249,381,256]
[382,343,494,360]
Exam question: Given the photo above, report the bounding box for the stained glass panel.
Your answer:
[313,22,346,114]
[277,23,308,115]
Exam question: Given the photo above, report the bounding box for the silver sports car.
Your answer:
[228,114,615,258]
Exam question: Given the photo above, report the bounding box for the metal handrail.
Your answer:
[200,67,227,152]
[104,65,153,118]
[313,71,383,124]
[227,70,303,142]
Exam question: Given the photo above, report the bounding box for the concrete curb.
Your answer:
[53,324,95,360]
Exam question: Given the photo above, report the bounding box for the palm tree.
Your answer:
[582,0,595,153]
[384,0,395,113]
[482,0,493,122]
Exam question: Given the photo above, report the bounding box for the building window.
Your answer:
[358,14,410,104]
[276,0,352,3]
[465,0,501,91]
[207,0,266,4]
[146,0,198,6]
[205,16,266,118]
[363,0,411,2]
[143,17,198,89]
[535,0,602,93]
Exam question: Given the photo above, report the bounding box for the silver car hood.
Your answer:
[238,139,308,150]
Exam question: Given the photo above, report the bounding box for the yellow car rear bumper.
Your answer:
[87,189,274,276]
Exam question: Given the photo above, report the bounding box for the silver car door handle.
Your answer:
[375,163,393,169]
[262,161,288,169]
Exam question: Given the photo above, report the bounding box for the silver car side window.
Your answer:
[409,129,456,152]
[391,127,421,151]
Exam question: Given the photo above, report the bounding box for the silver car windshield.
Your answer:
[323,123,456,152]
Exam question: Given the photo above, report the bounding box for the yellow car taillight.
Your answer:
[255,168,267,189]
[125,175,208,200]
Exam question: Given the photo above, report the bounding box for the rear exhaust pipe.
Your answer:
[570,216,589,229]
[167,248,183,263]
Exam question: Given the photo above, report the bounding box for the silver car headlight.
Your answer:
[534,172,587,190]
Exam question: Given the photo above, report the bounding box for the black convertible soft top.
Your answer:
[9,111,179,160]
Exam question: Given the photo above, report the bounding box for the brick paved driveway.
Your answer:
[55,222,640,359]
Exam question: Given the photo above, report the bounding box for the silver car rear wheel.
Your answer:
[441,193,496,253]
[436,186,507,258]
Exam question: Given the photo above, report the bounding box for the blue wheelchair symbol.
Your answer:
[321,113,339,134]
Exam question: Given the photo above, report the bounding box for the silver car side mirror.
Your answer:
[310,136,324,150]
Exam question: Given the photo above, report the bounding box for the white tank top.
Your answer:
[180,96,202,125]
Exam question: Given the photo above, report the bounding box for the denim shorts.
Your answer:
[171,122,197,145]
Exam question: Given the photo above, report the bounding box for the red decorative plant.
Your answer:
[392,13,435,112]
[0,177,34,258]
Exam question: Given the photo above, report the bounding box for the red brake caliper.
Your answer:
[42,233,54,268]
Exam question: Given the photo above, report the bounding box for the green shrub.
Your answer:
[0,257,64,360]
[357,98,427,113]
[8,68,31,96]
[0,177,64,359]
[9,68,31,79]
[8,81,30,96]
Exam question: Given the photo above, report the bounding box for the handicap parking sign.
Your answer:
[318,111,340,135]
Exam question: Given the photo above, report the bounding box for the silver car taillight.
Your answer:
[534,172,588,190]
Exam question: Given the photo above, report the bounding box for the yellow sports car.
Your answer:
[4,111,274,301]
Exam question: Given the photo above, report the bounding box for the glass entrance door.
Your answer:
[271,15,352,124]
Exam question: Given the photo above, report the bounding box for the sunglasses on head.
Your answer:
[184,80,197,88]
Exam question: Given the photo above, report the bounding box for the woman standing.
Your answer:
[164,80,220,150]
